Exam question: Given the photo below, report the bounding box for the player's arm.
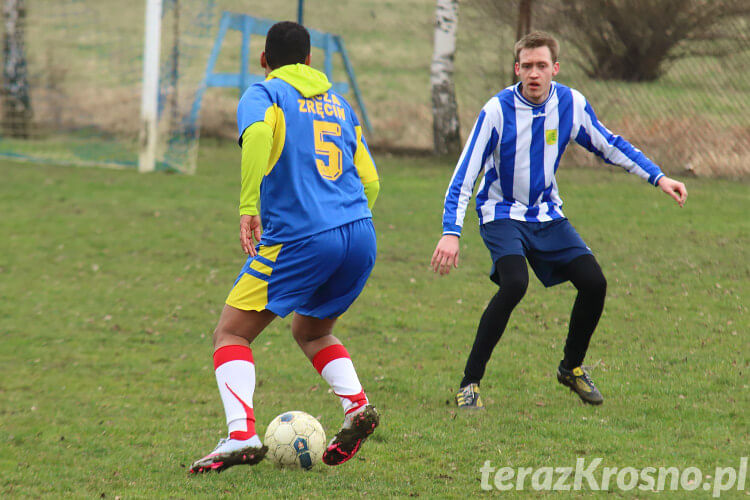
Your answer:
[352,124,380,210]
[239,122,272,217]
[573,93,687,206]
[432,104,501,275]
[237,85,280,255]
[573,92,664,185]
[656,175,688,207]
[239,122,273,255]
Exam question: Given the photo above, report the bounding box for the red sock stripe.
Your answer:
[229,409,256,440]
[213,344,253,369]
[226,384,256,439]
[337,390,368,414]
[311,344,350,374]
[229,430,255,440]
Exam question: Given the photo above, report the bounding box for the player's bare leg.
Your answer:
[190,306,276,474]
[293,313,379,466]
[213,304,276,348]
[292,314,339,359]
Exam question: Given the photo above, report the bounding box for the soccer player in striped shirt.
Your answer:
[431,31,687,409]
[190,22,380,473]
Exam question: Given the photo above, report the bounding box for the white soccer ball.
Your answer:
[264,411,326,470]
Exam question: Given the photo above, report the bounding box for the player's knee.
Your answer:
[292,327,328,346]
[593,272,607,297]
[212,324,246,347]
[212,326,227,347]
[579,271,607,298]
[501,273,528,304]
[291,328,308,345]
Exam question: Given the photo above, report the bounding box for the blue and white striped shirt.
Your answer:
[442,82,664,236]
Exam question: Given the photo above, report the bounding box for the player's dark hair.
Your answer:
[264,21,310,69]
[514,31,559,63]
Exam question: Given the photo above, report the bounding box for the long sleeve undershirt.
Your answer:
[239,122,273,216]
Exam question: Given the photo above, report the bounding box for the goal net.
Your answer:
[0,0,226,174]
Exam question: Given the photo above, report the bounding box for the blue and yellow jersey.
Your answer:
[236,64,379,245]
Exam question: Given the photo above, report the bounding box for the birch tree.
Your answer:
[430,0,460,155]
[2,0,32,138]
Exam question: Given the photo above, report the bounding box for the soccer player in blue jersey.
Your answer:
[431,31,687,409]
[190,22,380,473]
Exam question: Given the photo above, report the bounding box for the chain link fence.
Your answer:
[460,2,750,178]
[1,0,747,177]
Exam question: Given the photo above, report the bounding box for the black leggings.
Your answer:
[460,254,606,387]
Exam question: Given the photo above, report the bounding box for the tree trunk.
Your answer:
[516,0,532,41]
[430,0,461,156]
[512,0,533,84]
[2,0,32,138]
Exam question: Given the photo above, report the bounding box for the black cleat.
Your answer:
[322,405,379,466]
[557,365,604,405]
[455,383,485,410]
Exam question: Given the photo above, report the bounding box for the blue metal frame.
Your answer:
[187,11,372,135]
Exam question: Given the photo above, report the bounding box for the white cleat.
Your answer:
[189,435,267,474]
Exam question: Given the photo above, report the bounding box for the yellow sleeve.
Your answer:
[353,125,379,209]
[239,122,273,216]
[363,179,380,210]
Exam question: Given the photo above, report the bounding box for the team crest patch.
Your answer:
[545,129,558,145]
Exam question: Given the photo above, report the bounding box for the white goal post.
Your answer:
[138,0,162,173]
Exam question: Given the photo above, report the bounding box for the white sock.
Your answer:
[311,344,369,414]
[213,344,257,440]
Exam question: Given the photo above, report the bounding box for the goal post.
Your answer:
[138,0,162,173]
[0,0,368,176]
[0,0,206,174]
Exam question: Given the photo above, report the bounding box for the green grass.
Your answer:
[0,145,748,497]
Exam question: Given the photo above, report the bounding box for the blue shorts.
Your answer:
[226,218,376,319]
[480,218,592,287]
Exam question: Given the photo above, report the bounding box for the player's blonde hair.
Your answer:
[514,31,559,63]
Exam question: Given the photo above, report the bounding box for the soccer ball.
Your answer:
[264,411,326,470]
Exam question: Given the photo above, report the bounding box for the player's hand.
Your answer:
[431,235,460,275]
[657,176,688,207]
[240,214,262,256]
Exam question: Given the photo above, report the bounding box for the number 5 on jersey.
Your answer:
[314,120,342,181]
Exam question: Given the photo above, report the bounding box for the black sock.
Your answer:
[460,255,528,387]
[559,254,607,370]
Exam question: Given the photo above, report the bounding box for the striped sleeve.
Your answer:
[572,91,664,186]
[442,101,501,236]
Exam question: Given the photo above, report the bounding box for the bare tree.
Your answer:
[516,0,533,42]
[513,0,533,83]
[430,0,461,155]
[551,0,750,81]
[2,0,32,138]
[469,0,535,84]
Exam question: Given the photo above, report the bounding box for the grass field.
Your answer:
[1,144,748,497]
